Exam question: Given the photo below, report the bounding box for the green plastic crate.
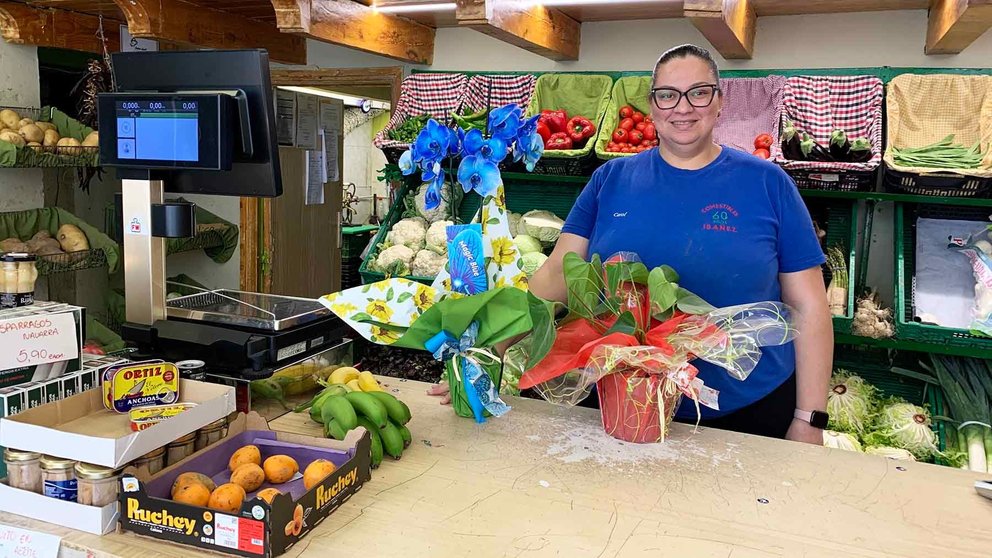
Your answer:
[342,225,378,261]
[805,198,858,333]
[894,203,992,351]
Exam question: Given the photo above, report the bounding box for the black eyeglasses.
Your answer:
[650,84,720,110]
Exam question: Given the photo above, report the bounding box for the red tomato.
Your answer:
[754,133,773,150]
[628,129,644,144]
[645,117,653,124]
[621,146,631,153]
[650,139,659,146]
[753,148,771,159]
[619,118,635,131]
[643,124,657,141]
[612,128,629,143]
[635,122,646,132]
[632,112,645,123]
[607,142,617,151]
[619,105,634,119]
[640,139,651,147]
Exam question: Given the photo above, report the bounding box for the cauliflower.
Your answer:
[425,220,453,255]
[522,210,564,246]
[387,217,427,251]
[412,249,447,278]
[507,212,523,237]
[372,244,414,276]
[414,182,451,223]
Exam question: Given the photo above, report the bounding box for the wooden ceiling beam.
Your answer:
[685,0,756,59]
[455,0,580,61]
[0,1,120,53]
[270,0,310,33]
[291,0,434,65]
[926,0,992,54]
[111,0,306,65]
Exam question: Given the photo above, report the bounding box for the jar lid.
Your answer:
[168,432,197,446]
[74,462,119,480]
[40,455,76,470]
[3,448,41,462]
[138,447,166,460]
[1,253,36,262]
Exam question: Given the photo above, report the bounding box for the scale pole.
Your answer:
[122,178,166,325]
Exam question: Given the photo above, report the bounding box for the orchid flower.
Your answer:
[462,128,508,164]
[488,104,522,142]
[457,154,501,198]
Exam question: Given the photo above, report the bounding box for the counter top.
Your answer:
[2,377,990,557]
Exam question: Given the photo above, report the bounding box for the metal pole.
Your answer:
[122,178,166,325]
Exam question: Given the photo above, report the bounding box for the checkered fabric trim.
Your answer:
[461,74,537,113]
[713,75,786,158]
[774,75,884,172]
[374,73,468,150]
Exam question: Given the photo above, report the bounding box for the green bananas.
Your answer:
[368,392,412,425]
[356,417,384,468]
[344,392,388,428]
[304,385,414,467]
[320,395,358,431]
[378,420,405,459]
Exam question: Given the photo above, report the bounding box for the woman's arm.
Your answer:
[780,266,833,445]
[527,233,590,304]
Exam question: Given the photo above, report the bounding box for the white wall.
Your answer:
[343,114,389,225]
[0,42,42,212]
[167,195,242,290]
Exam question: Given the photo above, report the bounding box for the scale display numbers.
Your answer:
[115,99,199,162]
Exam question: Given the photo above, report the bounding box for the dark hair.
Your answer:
[651,44,720,85]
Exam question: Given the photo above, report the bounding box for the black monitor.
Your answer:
[98,49,282,197]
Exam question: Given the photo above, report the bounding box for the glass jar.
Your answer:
[166,433,196,466]
[75,463,120,507]
[3,448,42,493]
[132,447,166,475]
[40,455,77,501]
[195,418,227,452]
[0,253,37,309]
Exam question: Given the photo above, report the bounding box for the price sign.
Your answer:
[0,313,78,371]
[0,525,61,558]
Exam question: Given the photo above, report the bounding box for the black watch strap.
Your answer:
[794,409,829,429]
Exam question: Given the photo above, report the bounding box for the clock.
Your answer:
[360,98,372,113]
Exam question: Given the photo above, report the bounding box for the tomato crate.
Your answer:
[894,202,992,351]
[805,198,858,334]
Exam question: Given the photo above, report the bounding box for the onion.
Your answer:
[865,446,916,461]
[866,401,938,460]
[826,371,876,435]
[823,430,863,452]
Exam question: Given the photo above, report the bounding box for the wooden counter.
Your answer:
[2,378,991,557]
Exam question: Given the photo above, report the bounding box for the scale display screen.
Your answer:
[115,99,199,162]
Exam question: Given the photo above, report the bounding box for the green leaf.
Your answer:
[604,260,649,294]
[563,252,603,321]
[604,311,637,337]
[397,292,413,303]
[660,265,679,283]
[351,312,375,323]
[525,292,558,369]
[386,287,395,301]
[675,287,716,315]
[486,218,500,225]
[361,285,372,294]
[648,268,678,316]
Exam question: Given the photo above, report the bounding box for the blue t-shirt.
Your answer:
[562,147,825,418]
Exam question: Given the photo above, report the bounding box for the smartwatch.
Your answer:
[794,409,829,429]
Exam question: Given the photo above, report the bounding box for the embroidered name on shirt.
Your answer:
[613,212,628,218]
[701,203,739,233]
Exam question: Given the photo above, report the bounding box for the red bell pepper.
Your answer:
[546,132,573,150]
[539,109,568,134]
[566,116,596,143]
[536,121,552,145]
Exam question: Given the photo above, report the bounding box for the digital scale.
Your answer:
[98,50,347,379]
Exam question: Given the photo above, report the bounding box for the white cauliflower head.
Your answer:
[373,244,415,276]
[414,182,451,223]
[412,249,447,278]
[426,220,453,254]
[387,217,427,251]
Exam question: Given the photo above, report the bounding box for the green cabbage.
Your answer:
[513,234,543,255]
[826,370,877,435]
[864,400,938,460]
[522,210,564,245]
[520,252,548,277]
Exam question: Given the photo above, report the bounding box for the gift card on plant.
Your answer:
[445,224,487,296]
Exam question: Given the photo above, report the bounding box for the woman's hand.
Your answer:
[785,418,823,445]
[426,383,451,405]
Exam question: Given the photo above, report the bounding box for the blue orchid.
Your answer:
[513,131,544,173]
[457,154,501,198]
[488,104,522,142]
[423,166,446,210]
[413,119,452,164]
[461,129,508,164]
[516,114,540,142]
[398,149,416,176]
[445,126,461,157]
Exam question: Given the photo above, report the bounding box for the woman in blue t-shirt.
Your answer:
[527,45,833,444]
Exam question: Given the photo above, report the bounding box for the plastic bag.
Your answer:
[949,227,992,336]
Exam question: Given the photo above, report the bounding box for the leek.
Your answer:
[926,355,992,472]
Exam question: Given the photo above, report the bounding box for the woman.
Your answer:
[431,44,832,444]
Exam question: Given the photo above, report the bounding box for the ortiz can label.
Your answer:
[103,361,180,413]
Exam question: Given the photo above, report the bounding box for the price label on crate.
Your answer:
[0,525,61,558]
[0,312,78,371]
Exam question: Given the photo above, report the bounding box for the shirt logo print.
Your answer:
[613,212,628,218]
[701,203,739,233]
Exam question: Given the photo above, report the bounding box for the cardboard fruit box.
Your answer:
[119,412,372,558]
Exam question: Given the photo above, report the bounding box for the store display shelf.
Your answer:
[166,229,226,255]
[799,188,992,207]
[36,248,108,275]
[834,332,992,359]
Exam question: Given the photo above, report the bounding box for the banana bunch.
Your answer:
[294,371,412,468]
[327,366,387,393]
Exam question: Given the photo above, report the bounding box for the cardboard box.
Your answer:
[0,379,236,468]
[119,413,372,557]
[0,481,118,535]
[0,301,84,384]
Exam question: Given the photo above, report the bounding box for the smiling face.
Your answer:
[649,56,723,149]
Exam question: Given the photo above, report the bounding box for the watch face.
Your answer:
[810,411,829,429]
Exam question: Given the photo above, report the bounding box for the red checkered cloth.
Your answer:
[774,75,884,172]
[374,73,468,150]
[713,75,786,159]
[461,74,537,113]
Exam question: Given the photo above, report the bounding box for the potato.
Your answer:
[34,122,55,133]
[43,129,60,147]
[56,223,89,252]
[0,238,27,253]
[82,131,99,147]
[26,141,42,152]
[207,483,246,513]
[19,124,43,143]
[17,117,33,128]
[230,463,265,492]
[56,137,81,155]
[262,455,299,485]
[229,445,261,472]
[0,109,20,130]
[31,230,51,240]
[0,130,25,148]
[25,237,62,256]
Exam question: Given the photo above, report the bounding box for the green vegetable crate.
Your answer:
[359,176,585,286]
[806,198,858,333]
[522,74,614,176]
[594,76,653,161]
[894,202,992,351]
